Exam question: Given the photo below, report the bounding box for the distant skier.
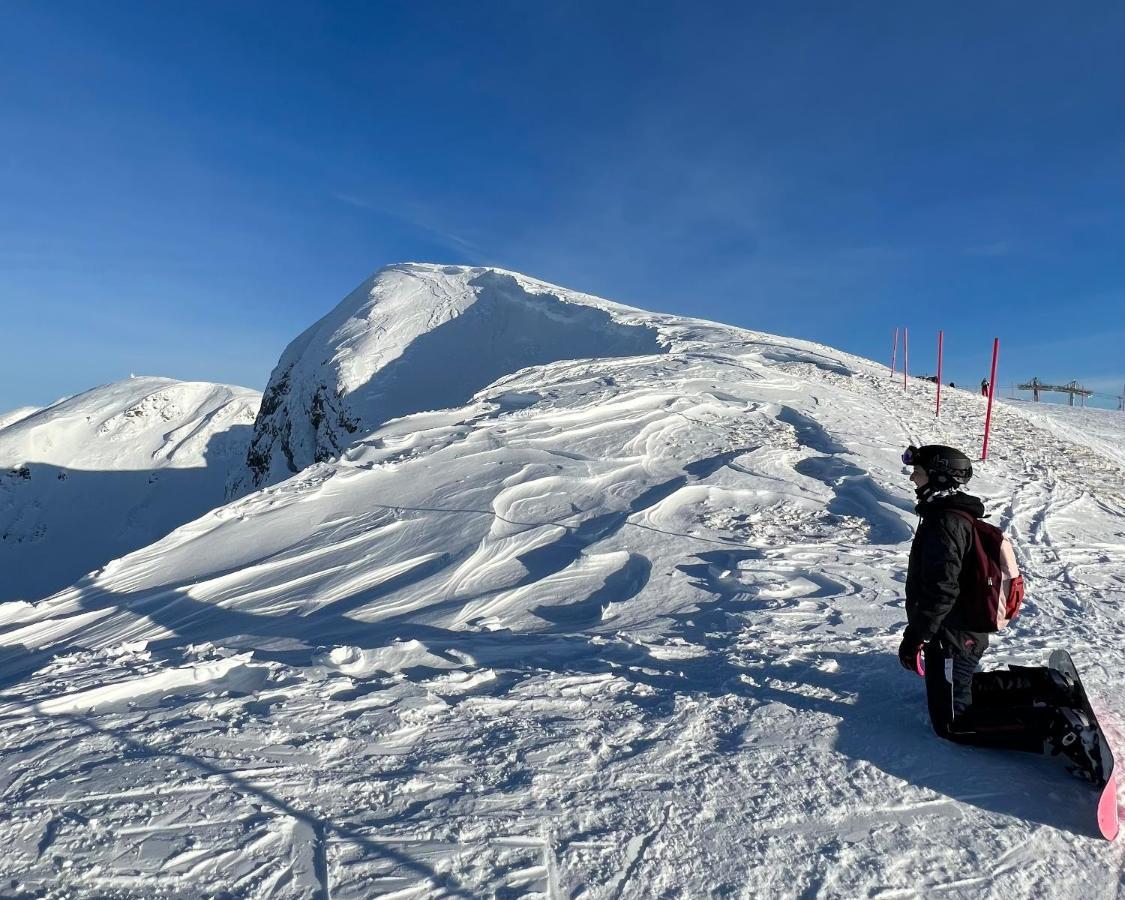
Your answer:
[897,445,1096,766]
[980,378,990,396]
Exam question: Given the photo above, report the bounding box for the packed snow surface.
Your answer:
[1,265,1122,898]
[1000,397,1125,470]
[0,377,260,602]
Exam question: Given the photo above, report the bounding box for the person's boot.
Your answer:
[973,665,1080,709]
[1008,665,1082,707]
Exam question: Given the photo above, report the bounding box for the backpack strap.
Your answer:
[940,506,985,576]
[945,509,979,556]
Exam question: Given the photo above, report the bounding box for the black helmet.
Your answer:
[902,444,973,486]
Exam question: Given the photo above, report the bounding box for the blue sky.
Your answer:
[3,1,1123,411]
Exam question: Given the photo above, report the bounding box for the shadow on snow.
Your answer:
[0,426,253,603]
[3,547,1101,848]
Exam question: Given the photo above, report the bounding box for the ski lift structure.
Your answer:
[1018,377,1094,407]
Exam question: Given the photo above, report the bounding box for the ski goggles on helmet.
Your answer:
[902,445,921,466]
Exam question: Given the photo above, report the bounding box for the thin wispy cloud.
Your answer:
[331,191,488,262]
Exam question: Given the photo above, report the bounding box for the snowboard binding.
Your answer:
[1047,707,1103,784]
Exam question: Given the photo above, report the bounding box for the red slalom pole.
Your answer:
[890,328,899,377]
[903,327,909,391]
[935,330,944,416]
[981,338,1000,460]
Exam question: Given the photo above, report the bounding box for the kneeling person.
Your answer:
[898,445,1088,760]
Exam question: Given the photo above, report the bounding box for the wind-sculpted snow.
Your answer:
[1,276,1124,896]
[0,406,41,431]
[232,264,668,495]
[0,377,260,602]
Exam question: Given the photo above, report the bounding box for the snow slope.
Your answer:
[1000,397,1125,470]
[1,268,1122,898]
[231,264,665,495]
[0,377,260,602]
[0,406,41,431]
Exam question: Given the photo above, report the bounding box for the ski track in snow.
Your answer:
[1,332,1124,897]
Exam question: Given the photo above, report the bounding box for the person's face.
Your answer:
[909,465,929,489]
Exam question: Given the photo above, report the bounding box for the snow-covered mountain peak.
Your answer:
[233,263,678,494]
[0,376,259,472]
[0,376,261,602]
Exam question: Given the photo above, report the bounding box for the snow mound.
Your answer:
[0,376,260,601]
[31,651,267,715]
[315,640,468,677]
[232,264,668,494]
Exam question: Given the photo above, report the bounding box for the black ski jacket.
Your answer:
[905,491,987,643]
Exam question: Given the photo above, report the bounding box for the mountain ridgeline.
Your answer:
[228,264,669,497]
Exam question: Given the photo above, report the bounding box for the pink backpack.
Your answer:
[951,510,1025,631]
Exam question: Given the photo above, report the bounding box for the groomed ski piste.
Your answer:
[1,264,1122,898]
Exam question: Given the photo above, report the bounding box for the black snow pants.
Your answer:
[923,626,1054,752]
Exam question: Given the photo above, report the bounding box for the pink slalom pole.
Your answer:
[890,328,899,377]
[981,338,1000,460]
[935,330,943,416]
[903,327,909,391]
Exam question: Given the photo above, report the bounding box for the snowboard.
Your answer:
[1048,649,1119,841]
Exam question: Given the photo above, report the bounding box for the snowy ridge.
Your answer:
[0,377,260,602]
[0,406,41,431]
[232,263,670,494]
[1,270,1123,897]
